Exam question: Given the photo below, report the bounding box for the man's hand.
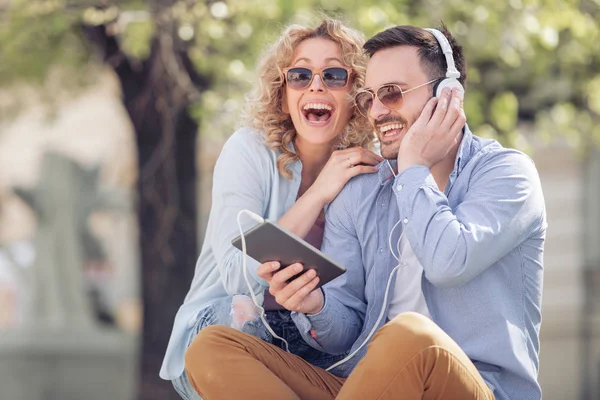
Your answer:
[397,87,466,174]
[257,261,324,315]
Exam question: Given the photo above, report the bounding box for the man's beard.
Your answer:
[380,142,400,159]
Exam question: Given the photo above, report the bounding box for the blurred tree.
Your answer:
[1,0,599,399]
[2,1,207,399]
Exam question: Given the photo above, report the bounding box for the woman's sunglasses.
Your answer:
[283,67,351,90]
[354,79,440,117]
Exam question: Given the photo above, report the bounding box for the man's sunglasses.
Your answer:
[354,79,440,117]
[283,67,351,90]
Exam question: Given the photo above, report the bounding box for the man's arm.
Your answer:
[394,149,546,288]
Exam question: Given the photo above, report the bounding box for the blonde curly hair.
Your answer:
[244,18,373,179]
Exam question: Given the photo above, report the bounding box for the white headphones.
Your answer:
[424,28,464,98]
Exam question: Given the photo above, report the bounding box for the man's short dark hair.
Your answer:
[363,24,467,88]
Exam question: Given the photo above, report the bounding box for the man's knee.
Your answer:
[375,312,443,350]
[184,325,237,393]
[390,311,437,330]
[185,325,232,371]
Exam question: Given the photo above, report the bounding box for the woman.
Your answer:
[161,18,382,399]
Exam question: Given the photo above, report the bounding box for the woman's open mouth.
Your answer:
[302,102,334,126]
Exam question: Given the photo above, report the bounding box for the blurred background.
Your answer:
[0,0,599,399]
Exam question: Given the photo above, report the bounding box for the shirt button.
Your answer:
[379,248,384,253]
[397,184,403,191]
[403,218,409,224]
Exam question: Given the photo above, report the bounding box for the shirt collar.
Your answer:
[454,124,473,176]
[377,159,398,185]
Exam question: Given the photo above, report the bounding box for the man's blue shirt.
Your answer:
[292,126,546,400]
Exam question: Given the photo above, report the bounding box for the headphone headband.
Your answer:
[424,28,460,80]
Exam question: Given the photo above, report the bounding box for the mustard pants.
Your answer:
[184,312,495,400]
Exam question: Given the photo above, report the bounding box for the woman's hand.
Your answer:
[257,261,324,315]
[307,147,383,206]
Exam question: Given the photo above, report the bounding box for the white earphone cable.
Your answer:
[237,160,408,370]
[325,159,407,372]
[325,221,405,372]
[237,210,290,352]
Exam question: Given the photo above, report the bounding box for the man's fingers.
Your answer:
[285,275,320,310]
[275,270,316,307]
[276,268,317,304]
[270,263,303,287]
[268,263,300,297]
[257,261,280,281]
[449,108,467,141]
[427,89,451,128]
[439,89,464,133]
[413,96,439,131]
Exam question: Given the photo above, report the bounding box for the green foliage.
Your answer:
[1,0,599,149]
[491,92,519,133]
[0,0,90,86]
[120,19,155,59]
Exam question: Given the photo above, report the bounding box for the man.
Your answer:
[185,24,546,400]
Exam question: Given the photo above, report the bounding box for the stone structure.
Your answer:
[0,152,136,400]
[13,153,101,328]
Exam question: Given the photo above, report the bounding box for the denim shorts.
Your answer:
[171,297,345,400]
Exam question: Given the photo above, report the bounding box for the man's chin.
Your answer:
[380,145,399,160]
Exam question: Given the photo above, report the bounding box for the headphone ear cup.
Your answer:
[434,78,464,98]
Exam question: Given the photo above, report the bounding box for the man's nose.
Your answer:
[369,95,391,121]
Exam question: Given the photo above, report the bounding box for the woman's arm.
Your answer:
[208,130,272,295]
[278,147,381,238]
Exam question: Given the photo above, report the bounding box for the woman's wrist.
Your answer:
[303,186,328,209]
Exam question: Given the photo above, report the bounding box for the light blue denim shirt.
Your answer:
[160,127,301,380]
[292,126,546,400]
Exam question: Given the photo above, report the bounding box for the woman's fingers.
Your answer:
[310,147,382,205]
[356,151,383,166]
[347,164,378,178]
[342,149,383,169]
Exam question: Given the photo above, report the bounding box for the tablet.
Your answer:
[231,220,346,288]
